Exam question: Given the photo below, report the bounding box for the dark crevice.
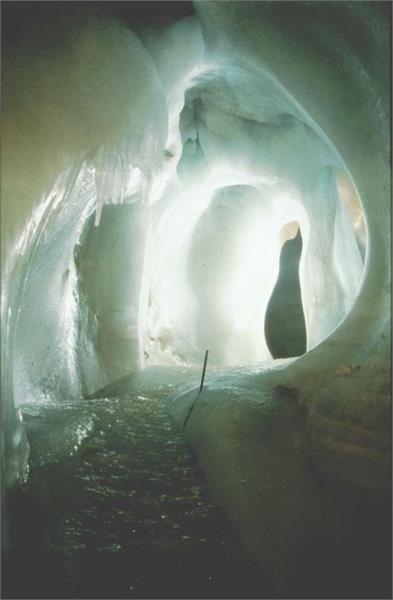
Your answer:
[265,228,307,359]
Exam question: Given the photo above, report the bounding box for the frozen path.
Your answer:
[3,364,390,598]
[3,368,262,599]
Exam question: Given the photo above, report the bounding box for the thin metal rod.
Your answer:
[198,350,209,394]
[183,350,209,430]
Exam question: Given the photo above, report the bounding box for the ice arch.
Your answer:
[1,6,389,581]
[3,52,365,416]
[170,5,390,593]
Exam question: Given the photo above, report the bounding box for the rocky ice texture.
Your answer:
[10,164,95,408]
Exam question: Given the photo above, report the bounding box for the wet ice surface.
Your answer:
[5,367,263,599]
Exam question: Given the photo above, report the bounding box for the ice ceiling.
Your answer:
[3,15,366,414]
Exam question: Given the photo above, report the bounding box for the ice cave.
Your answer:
[1,1,391,598]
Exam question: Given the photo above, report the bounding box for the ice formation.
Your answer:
[1,9,371,493]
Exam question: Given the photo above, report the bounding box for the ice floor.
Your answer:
[3,366,391,599]
[3,368,263,599]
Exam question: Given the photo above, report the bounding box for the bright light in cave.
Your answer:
[229,216,280,334]
[145,176,306,367]
[6,48,366,405]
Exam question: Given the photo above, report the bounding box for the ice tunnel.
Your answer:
[1,1,391,597]
[2,52,367,404]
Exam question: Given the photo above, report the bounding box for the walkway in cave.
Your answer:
[3,368,263,599]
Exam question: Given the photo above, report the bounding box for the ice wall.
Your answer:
[2,14,166,252]
[7,164,96,411]
[75,202,150,393]
[171,2,390,592]
[174,64,364,353]
[1,12,168,493]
